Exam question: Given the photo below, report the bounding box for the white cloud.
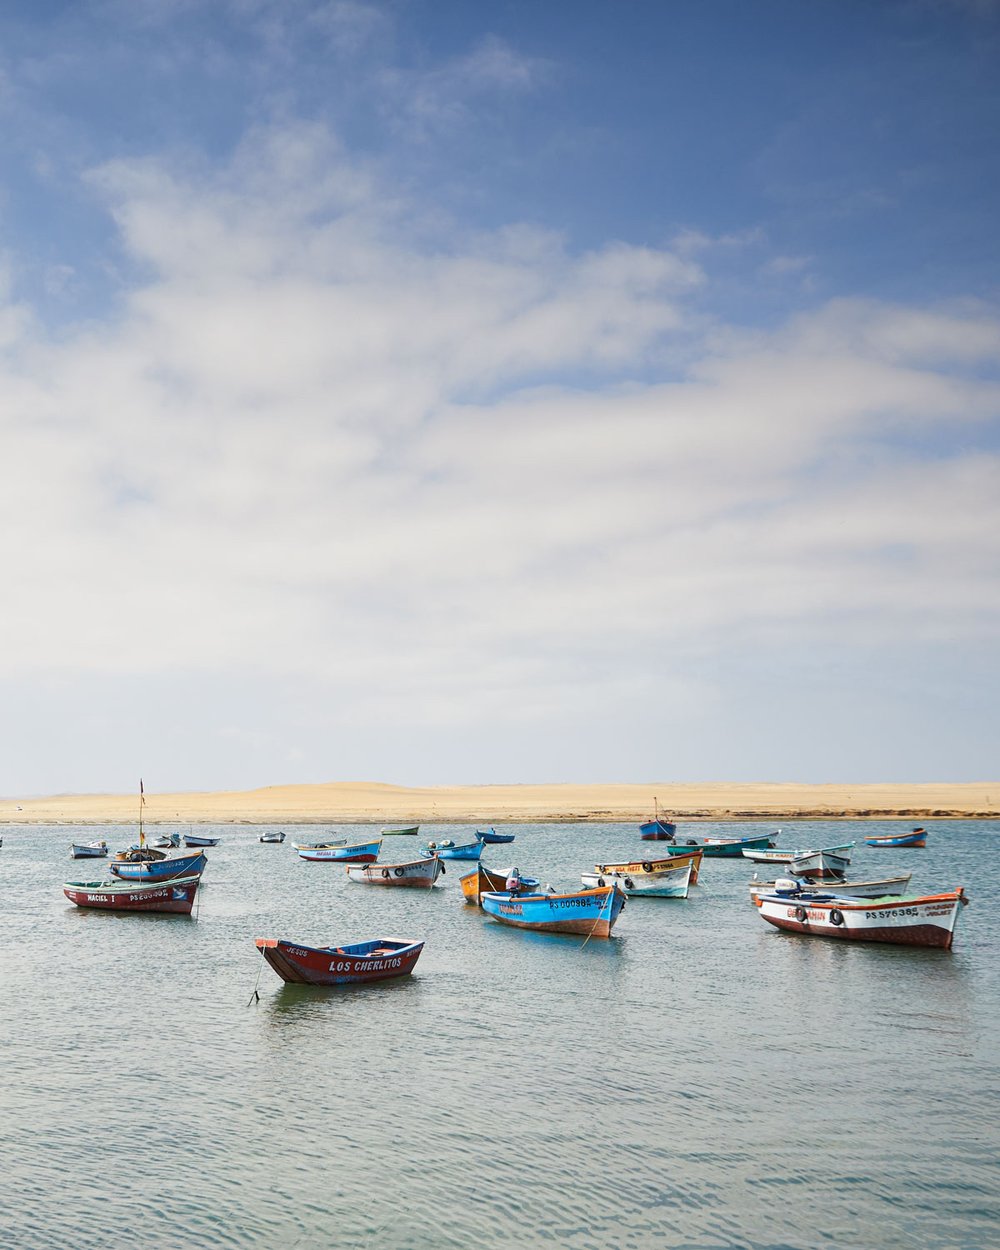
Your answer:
[0,123,998,754]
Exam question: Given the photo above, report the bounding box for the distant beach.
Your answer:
[2,780,997,824]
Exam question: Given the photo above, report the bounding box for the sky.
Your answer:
[1,0,999,796]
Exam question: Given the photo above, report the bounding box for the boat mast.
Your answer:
[139,779,145,847]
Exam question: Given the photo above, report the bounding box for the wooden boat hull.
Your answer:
[380,826,420,836]
[71,842,108,858]
[183,836,220,847]
[254,937,424,985]
[481,886,625,937]
[757,889,967,949]
[678,834,776,857]
[259,832,285,843]
[477,829,515,844]
[864,830,927,848]
[594,850,703,886]
[425,841,484,861]
[297,840,382,863]
[346,857,444,888]
[459,865,541,905]
[64,874,201,914]
[582,863,691,898]
[640,820,677,839]
[749,873,913,903]
[109,851,207,881]
[788,847,853,880]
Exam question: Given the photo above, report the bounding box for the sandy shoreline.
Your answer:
[2,780,997,825]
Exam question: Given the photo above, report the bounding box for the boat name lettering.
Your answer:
[864,907,919,919]
[498,903,524,915]
[327,957,403,973]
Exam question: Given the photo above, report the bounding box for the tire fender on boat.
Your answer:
[641,862,652,873]
[393,867,405,877]
[624,876,635,890]
[597,876,606,888]
[794,907,808,923]
[830,908,845,926]
[381,868,390,879]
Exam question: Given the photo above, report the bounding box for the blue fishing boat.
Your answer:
[476,828,515,844]
[639,796,677,839]
[481,884,625,937]
[672,833,776,858]
[296,839,381,863]
[424,839,484,861]
[864,828,928,848]
[109,850,208,881]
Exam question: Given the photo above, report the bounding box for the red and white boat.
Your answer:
[346,856,444,888]
[594,849,703,886]
[254,937,424,985]
[63,874,201,914]
[788,844,854,880]
[296,838,382,863]
[756,883,969,949]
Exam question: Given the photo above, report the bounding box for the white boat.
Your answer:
[291,838,347,850]
[749,872,913,902]
[788,844,855,880]
[756,883,968,949]
[581,862,692,898]
[70,840,108,859]
[259,831,286,843]
[345,856,444,888]
[150,833,181,849]
[183,834,220,847]
[743,841,854,865]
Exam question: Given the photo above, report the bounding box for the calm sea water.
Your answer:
[0,820,996,1250]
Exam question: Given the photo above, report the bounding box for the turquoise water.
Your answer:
[0,820,996,1250]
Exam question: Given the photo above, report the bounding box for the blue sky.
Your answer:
[1,0,998,795]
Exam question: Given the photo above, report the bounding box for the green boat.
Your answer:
[670,833,776,858]
[380,825,420,836]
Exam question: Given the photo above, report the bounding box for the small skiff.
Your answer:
[581,862,692,899]
[64,873,201,914]
[346,856,444,888]
[459,864,541,905]
[863,828,928,848]
[424,839,484,861]
[481,884,626,937]
[749,872,913,903]
[756,884,968,949]
[183,834,220,847]
[477,828,516,844]
[296,839,382,863]
[109,850,208,881]
[594,849,703,886]
[71,840,108,859]
[259,831,286,843]
[380,826,420,836]
[788,845,854,880]
[254,937,425,985]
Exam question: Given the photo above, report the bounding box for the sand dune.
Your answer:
[2,780,997,824]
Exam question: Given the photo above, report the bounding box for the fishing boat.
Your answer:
[380,825,420,836]
[183,834,220,847]
[424,839,484,861]
[259,831,285,843]
[150,833,181,849]
[70,840,108,859]
[674,833,777,858]
[594,849,703,886]
[639,797,677,839]
[741,845,795,864]
[459,864,542,905]
[291,838,347,850]
[755,881,968,949]
[346,856,444,888]
[296,839,382,863]
[864,828,928,848]
[63,873,201,914]
[481,884,626,937]
[112,845,167,864]
[788,844,854,880]
[109,850,208,881]
[253,936,425,986]
[748,872,913,903]
[581,861,692,899]
[476,827,515,844]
